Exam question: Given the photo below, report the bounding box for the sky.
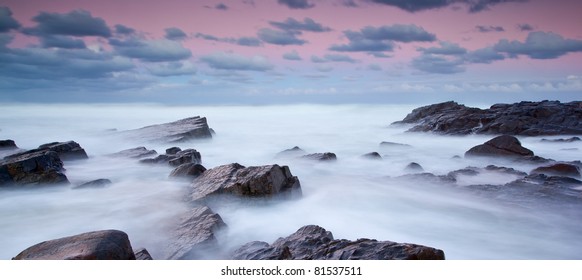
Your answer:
[0,0,581,104]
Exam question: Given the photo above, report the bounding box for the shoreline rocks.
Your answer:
[125,116,213,143]
[0,150,68,186]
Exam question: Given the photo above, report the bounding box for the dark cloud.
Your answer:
[215,3,229,10]
[411,54,465,74]
[195,32,261,47]
[311,54,357,63]
[257,28,306,45]
[283,50,302,60]
[277,0,315,9]
[465,47,505,63]
[517,23,534,31]
[340,0,359,7]
[164,27,187,41]
[110,38,192,62]
[369,0,527,13]
[195,32,221,41]
[418,41,467,55]
[114,24,135,35]
[494,31,582,59]
[413,41,505,73]
[330,38,394,52]
[0,6,21,32]
[269,17,332,32]
[200,51,273,71]
[41,35,87,49]
[330,24,434,53]
[368,51,392,58]
[24,10,111,37]
[147,61,196,77]
[476,25,505,32]
[236,37,262,47]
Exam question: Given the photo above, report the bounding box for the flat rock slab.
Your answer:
[232,225,445,260]
[190,163,302,201]
[13,230,136,260]
[125,116,213,143]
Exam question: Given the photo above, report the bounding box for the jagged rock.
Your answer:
[74,178,112,189]
[125,116,213,143]
[301,153,337,161]
[0,139,17,150]
[541,137,581,143]
[232,225,445,260]
[275,146,306,158]
[168,149,201,167]
[166,147,182,155]
[109,147,158,159]
[465,135,534,159]
[361,152,382,160]
[166,206,227,260]
[12,230,136,260]
[392,100,582,136]
[134,248,153,260]
[0,150,68,186]
[405,162,424,172]
[531,163,581,178]
[169,163,206,178]
[190,163,301,201]
[7,141,88,161]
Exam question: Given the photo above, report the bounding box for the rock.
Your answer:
[232,225,445,260]
[531,163,581,178]
[380,141,412,148]
[0,150,68,186]
[166,147,182,155]
[7,141,88,161]
[12,230,136,260]
[395,172,456,185]
[541,137,581,143]
[190,163,301,202]
[139,154,171,164]
[134,248,153,260]
[405,162,424,172]
[361,152,382,160]
[301,153,337,161]
[392,100,582,136]
[275,146,306,158]
[465,135,534,159]
[483,165,528,177]
[109,147,158,159]
[0,139,17,150]
[448,165,528,179]
[74,178,112,189]
[125,116,213,143]
[168,149,201,167]
[166,206,227,260]
[169,163,206,178]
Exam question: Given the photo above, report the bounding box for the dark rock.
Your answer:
[74,178,112,189]
[395,172,456,185]
[465,135,534,159]
[168,149,201,167]
[139,154,171,164]
[109,147,158,159]
[126,116,213,143]
[134,248,153,260]
[531,163,581,178]
[0,139,17,150]
[232,225,445,260]
[7,141,88,161]
[275,146,306,158]
[392,100,582,136]
[361,152,382,160]
[0,150,68,186]
[169,163,206,178]
[380,141,412,148]
[12,230,136,260]
[483,165,528,177]
[448,165,527,179]
[541,137,581,143]
[166,206,227,260]
[447,167,480,178]
[301,153,337,161]
[166,147,182,155]
[405,162,424,172]
[190,163,301,201]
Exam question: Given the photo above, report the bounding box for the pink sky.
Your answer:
[1,0,581,104]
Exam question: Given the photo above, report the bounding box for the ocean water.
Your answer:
[0,103,581,260]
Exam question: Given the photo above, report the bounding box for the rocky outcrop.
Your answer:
[125,116,213,143]
[166,206,227,260]
[275,146,306,158]
[530,163,581,178]
[0,150,68,186]
[0,139,17,150]
[109,147,158,159]
[232,225,445,260]
[465,135,534,159]
[361,152,382,160]
[392,100,582,136]
[190,163,301,201]
[6,141,88,161]
[169,163,206,178]
[139,148,202,167]
[301,153,337,162]
[74,178,112,189]
[405,162,424,172]
[12,230,136,260]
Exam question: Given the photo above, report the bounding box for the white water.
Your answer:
[1,103,581,260]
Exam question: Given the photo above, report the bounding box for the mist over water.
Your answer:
[1,103,581,260]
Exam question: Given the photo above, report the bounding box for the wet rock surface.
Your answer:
[0,150,68,186]
[125,116,213,143]
[232,225,445,260]
[465,135,534,159]
[169,163,206,178]
[393,100,582,136]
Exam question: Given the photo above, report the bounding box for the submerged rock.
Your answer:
[530,163,581,178]
[405,162,424,172]
[0,150,68,186]
[166,206,227,260]
[361,152,382,160]
[301,153,337,162]
[540,137,581,143]
[125,116,213,143]
[12,230,136,260]
[190,163,301,201]
[465,135,534,159]
[380,141,412,148]
[232,225,445,260]
[0,139,17,150]
[109,147,158,159]
[169,163,206,178]
[74,178,112,189]
[392,100,582,136]
[275,146,306,158]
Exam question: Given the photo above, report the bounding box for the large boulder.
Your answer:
[12,230,136,260]
[0,139,17,150]
[0,150,68,186]
[232,225,445,260]
[190,163,301,202]
[6,141,88,161]
[125,116,213,143]
[166,206,227,260]
[465,135,534,159]
[392,100,582,136]
[169,163,206,178]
